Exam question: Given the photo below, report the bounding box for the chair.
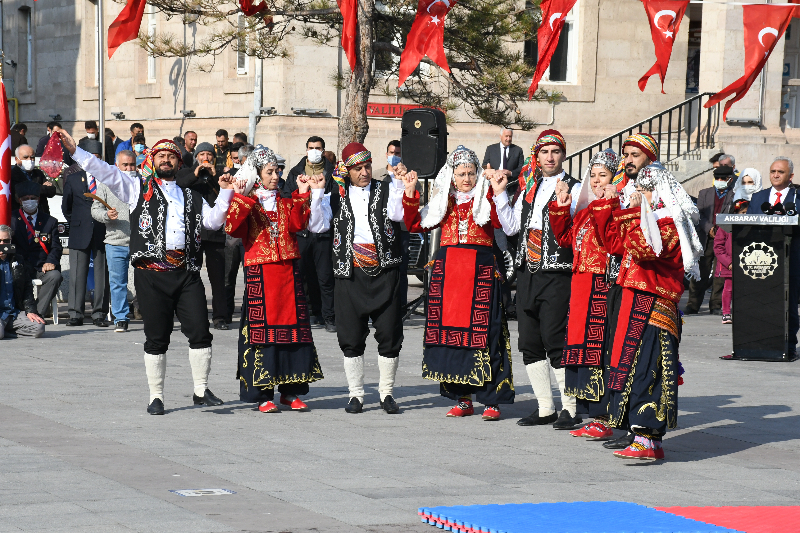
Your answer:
[32,278,59,325]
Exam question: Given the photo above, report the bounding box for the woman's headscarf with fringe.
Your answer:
[420,145,491,228]
[234,146,278,197]
[575,148,620,212]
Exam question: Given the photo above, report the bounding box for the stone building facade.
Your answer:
[1,0,799,191]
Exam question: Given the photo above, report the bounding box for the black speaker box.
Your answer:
[401,108,447,179]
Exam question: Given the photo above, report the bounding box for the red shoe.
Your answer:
[614,442,656,461]
[258,401,279,413]
[570,422,598,438]
[280,395,309,411]
[482,406,501,421]
[446,400,474,417]
[580,421,614,440]
[654,446,665,460]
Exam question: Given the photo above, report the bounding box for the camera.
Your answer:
[0,244,16,256]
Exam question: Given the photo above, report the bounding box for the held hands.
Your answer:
[603,184,619,200]
[628,191,642,208]
[308,174,326,190]
[486,169,509,196]
[218,173,235,190]
[107,208,119,220]
[297,175,311,194]
[403,170,419,198]
[555,181,571,207]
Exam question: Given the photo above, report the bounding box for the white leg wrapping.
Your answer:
[528,360,555,416]
[343,356,365,401]
[188,347,212,397]
[553,366,576,417]
[144,353,166,403]
[377,356,399,401]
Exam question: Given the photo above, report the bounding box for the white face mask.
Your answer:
[21,199,38,213]
[123,170,138,179]
[307,149,323,164]
[233,163,241,169]
[744,184,758,194]
[87,133,97,139]
[713,179,728,190]
[19,160,34,171]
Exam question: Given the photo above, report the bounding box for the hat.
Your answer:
[713,165,734,179]
[140,139,184,202]
[195,142,215,156]
[622,133,659,163]
[341,143,372,168]
[275,155,286,168]
[83,139,103,156]
[15,180,41,198]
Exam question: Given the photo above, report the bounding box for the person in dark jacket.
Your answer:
[176,141,229,329]
[62,139,110,327]
[10,181,63,317]
[282,136,337,331]
[0,224,46,339]
[11,144,57,215]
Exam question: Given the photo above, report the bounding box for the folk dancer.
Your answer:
[402,146,517,420]
[225,147,326,412]
[548,149,620,438]
[323,143,406,414]
[60,131,234,415]
[508,130,583,429]
[596,163,701,460]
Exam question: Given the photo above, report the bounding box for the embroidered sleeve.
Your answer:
[225,193,255,238]
[403,191,426,233]
[548,200,573,247]
[288,191,312,233]
[625,218,680,262]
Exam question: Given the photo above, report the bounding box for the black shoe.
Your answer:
[66,318,84,327]
[683,307,699,315]
[213,319,229,330]
[552,409,583,430]
[114,321,129,333]
[603,431,635,449]
[93,318,110,327]
[193,389,224,406]
[345,397,363,414]
[710,309,722,316]
[517,409,558,426]
[147,398,165,415]
[325,321,337,333]
[380,395,400,414]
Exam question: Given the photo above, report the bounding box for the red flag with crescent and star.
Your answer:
[527,0,577,99]
[397,0,458,87]
[0,78,10,226]
[704,4,795,121]
[638,0,689,94]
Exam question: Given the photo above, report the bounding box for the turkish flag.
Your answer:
[398,0,457,86]
[0,80,10,226]
[240,0,267,16]
[638,0,689,94]
[338,0,357,72]
[704,4,795,121]
[107,0,147,58]
[527,0,577,99]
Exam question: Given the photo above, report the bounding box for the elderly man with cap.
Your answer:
[177,141,229,330]
[59,130,236,416]
[502,129,582,430]
[318,142,406,414]
[62,139,110,327]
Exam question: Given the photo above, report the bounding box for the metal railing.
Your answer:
[565,92,721,176]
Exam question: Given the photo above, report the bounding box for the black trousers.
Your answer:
[68,245,109,320]
[133,268,213,354]
[686,237,723,312]
[516,269,572,367]
[201,241,227,322]
[335,267,403,358]
[224,238,244,322]
[297,233,335,322]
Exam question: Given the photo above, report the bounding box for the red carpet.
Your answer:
[658,506,800,533]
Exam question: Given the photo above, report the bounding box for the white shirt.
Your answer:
[317,178,405,243]
[72,147,233,250]
[254,188,328,234]
[509,172,581,232]
[769,186,791,206]
[499,143,509,170]
[23,210,38,227]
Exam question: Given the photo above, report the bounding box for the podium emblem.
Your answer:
[739,242,779,280]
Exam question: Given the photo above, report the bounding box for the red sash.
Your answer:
[19,209,49,255]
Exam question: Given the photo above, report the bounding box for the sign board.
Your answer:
[716,213,799,226]
[367,103,438,118]
[169,489,236,497]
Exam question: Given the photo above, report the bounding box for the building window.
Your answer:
[147,7,157,82]
[24,8,33,90]
[523,0,578,84]
[237,14,248,75]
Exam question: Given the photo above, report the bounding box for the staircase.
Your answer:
[565,93,721,185]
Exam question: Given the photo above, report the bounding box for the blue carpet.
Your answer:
[417,501,743,533]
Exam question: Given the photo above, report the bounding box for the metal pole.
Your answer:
[248,57,262,145]
[98,0,105,161]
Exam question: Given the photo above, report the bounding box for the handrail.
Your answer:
[565,92,720,176]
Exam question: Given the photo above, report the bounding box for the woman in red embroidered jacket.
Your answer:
[548,149,620,441]
[226,147,326,413]
[401,145,518,420]
[593,163,702,461]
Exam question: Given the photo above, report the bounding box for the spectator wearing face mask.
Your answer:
[0,224,46,339]
[225,142,243,173]
[10,145,57,216]
[283,136,336,331]
[115,123,145,157]
[78,120,101,151]
[91,149,135,333]
[133,134,148,167]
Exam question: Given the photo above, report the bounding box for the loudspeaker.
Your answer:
[401,108,447,179]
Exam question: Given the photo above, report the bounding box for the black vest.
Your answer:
[515,172,579,273]
[331,178,403,279]
[130,181,204,271]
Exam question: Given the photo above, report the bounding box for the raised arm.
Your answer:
[489,170,519,236]
[307,174,331,233]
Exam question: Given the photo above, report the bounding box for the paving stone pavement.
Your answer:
[1,275,799,532]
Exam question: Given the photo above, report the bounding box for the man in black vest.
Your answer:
[322,142,405,414]
[62,139,110,327]
[61,131,235,416]
[508,130,582,430]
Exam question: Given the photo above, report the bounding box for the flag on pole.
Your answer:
[527,0,578,99]
[338,0,358,72]
[108,0,147,58]
[0,78,11,226]
[638,0,690,94]
[397,0,458,87]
